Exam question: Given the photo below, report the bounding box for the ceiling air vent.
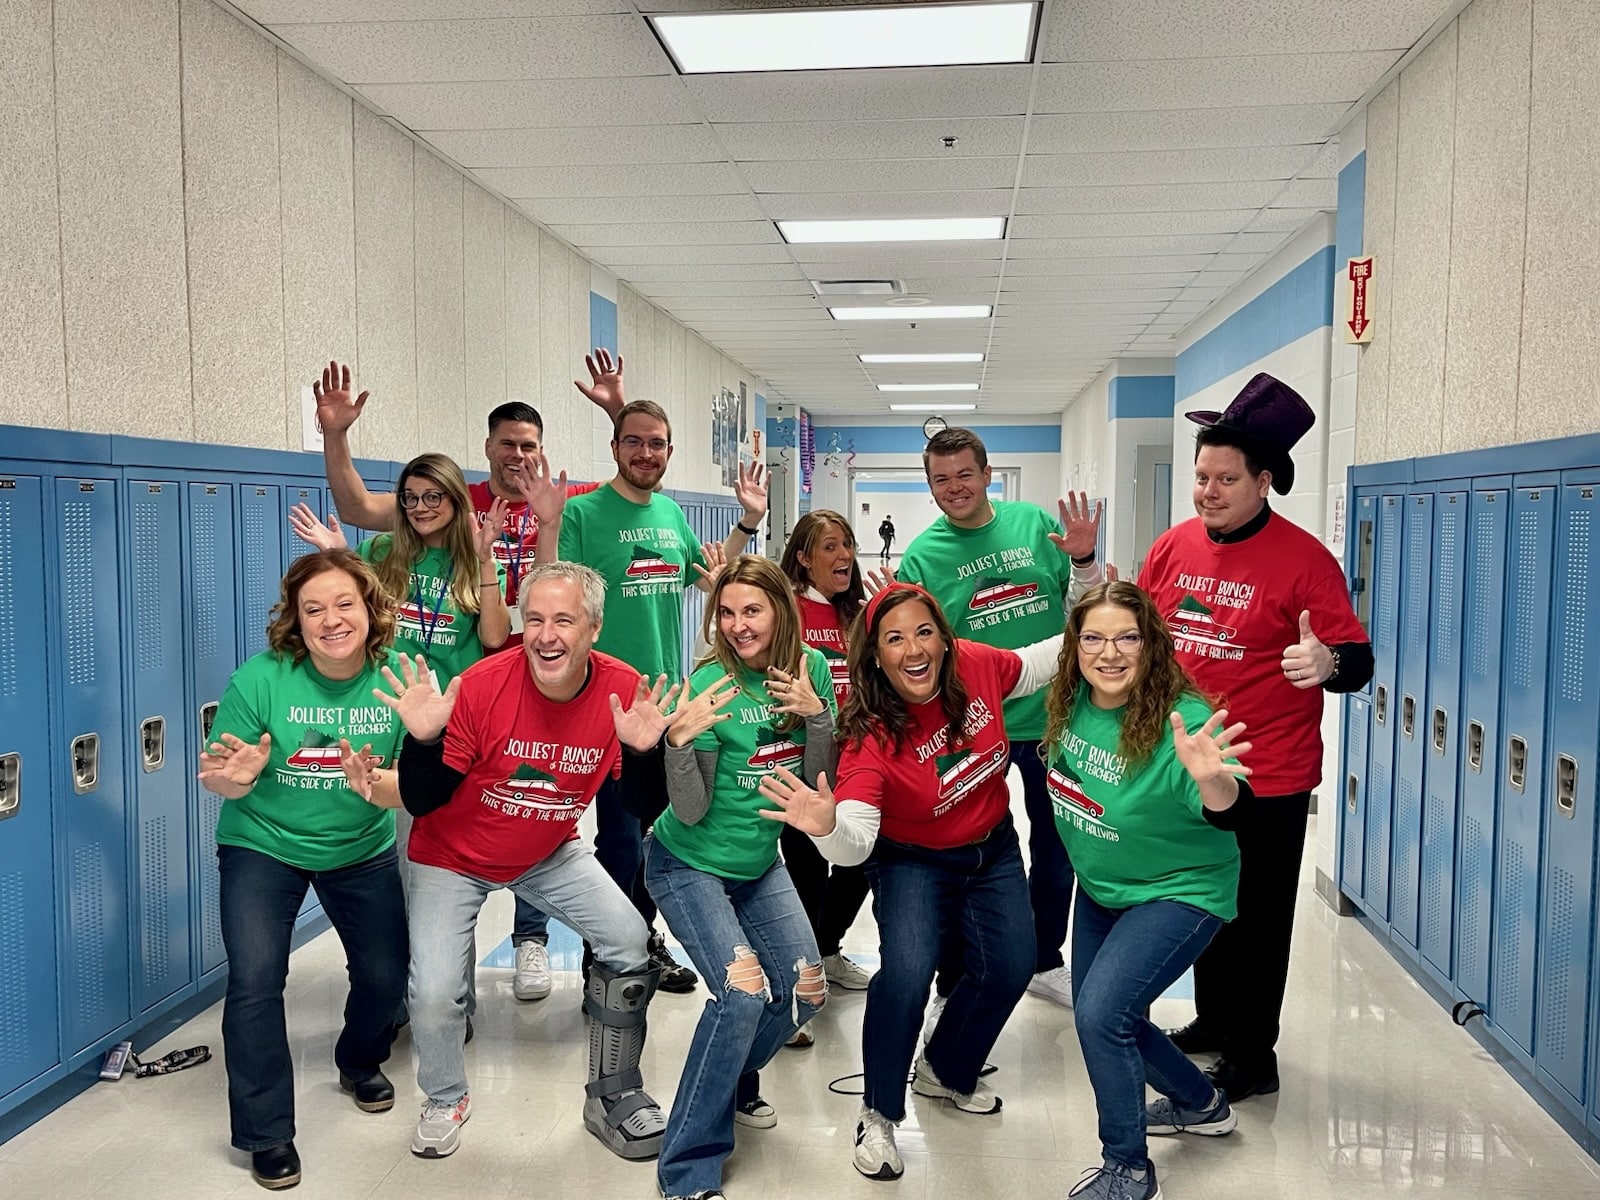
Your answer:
[810,279,906,296]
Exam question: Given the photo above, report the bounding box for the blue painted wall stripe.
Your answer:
[589,292,618,356]
[1174,246,1335,401]
[1108,375,1175,419]
[812,424,1060,455]
[1335,152,1367,270]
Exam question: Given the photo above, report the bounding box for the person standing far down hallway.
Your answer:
[1138,373,1373,1103]
[877,514,895,565]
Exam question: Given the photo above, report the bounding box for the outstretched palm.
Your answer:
[758,767,838,837]
[373,654,460,742]
[198,732,272,789]
[1048,491,1103,560]
[575,348,626,420]
[610,674,683,751]
[511,451,568,529]
[1170,709,1252,786]
[734,460,768,523]
[312,360,368,435]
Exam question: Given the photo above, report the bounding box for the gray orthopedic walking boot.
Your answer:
[582,961,666,1160]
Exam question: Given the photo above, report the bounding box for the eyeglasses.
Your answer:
[400,491,447,510]
[1077,632,1143,653]
[617,435,670,453]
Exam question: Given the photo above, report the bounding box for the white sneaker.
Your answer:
[412,1093,472,1158]
[921,991,947,1047]
[822,952,872,991]
[852,1107,904,1180]
[1028,964,1074,1009]
[513,940,552,1001]
[911,1055,1002,1114]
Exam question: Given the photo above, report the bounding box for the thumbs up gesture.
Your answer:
[1280,609,1334,689]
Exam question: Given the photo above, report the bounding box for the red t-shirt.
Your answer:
[406,647,641,882]
[1138,513,1368,796]
[469,478,601,610]
[833,639,1021,849]
[797,593,852,704]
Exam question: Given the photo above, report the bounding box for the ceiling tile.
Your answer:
[1010,210,1258,238]
[742,157,1019,194]
[999,277,1193,295]
[547,220,780,246]
[1016,180,1282,214]
[714,118,1024,161]
[763,190,1013,220]
[476,162,745,197]
[1003,254,1220,275]
[1244,207,1326,234]
[629,279,814,296]
[425,124,725,167]
[521,193,768,223]
[1006,234,1233,258]
[611,263,806,282]
[1022,145,1325,186]
[687,65,1029,122]
[1224,230,1296,254]
[245,3,629,18]
[1298,140,1346,178]
[1028,104,1352,153]
[1033,52,1400,113]
[1273,176,1341,207]
[356,76,701,128]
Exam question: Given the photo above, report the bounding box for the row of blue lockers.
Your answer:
[1338,430,1600,1151]
[0,425,751,1130]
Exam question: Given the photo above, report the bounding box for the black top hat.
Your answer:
[1185,373,1315,495]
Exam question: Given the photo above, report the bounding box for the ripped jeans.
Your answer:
[645,835,824,1197]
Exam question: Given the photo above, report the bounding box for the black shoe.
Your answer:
[1205,1056,1280,1100]
[339,1069,395,1113]
[251,1142,301,1190]
[649,930,699,994]
[465,1015,474,1045]
[1166,1019,1224,1056]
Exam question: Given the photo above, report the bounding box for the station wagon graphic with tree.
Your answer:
[1046,760,1105,820]
[966,575,1041,615]
[285,728,385,773]
[747,726,804,772]
[488,763,582,811]
[934,744,1008,809]
[624,545,681,581]
[1170,594,1239,646]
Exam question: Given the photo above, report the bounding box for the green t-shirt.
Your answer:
[212,649,405,871]
[357,536,504,687]
[653,646,837,881]
[1048,690,1241,920]
[556,483,706,680]
[897,501,1079,740]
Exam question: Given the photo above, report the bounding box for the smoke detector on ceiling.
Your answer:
[810,279,907,296]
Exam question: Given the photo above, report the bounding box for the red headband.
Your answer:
[863,581,939,632]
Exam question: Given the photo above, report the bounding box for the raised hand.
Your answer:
[610,673,684,752]
[312,360,369,435]
[510,450,568,529]
[575,347,626,420]
[1048,492,1103,560]
[768,660,825,719]
[691,540,728,592]
[338,738,380,802]
[473,497,509,562]
[1105,561,1121,582]
[1170,709,1252,787]
[758,767,838,836]
[288,502,348,552]
[1281,610,1334,688]
[197,732,272,791]
[863,565,897,598]
[372,654,460,743]
[734,459,768,523]
[664,673,738,747]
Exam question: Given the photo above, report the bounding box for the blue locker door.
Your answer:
[1364,493,1405,919]
[1534,479,1600,1111]
[1340,695,1370,901]
[125,481,193,1013]
[1494,483,1555,1056]
[1419,492,1465,979]
[52,476,131,1055]
[187,482,239,976]
[1390,491,1434,947]
[283,484,323,568]
[0,474,62,1099]
[239,484,283,660]
[1455,489,1508,1007]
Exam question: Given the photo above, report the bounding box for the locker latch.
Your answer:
[0,752,19,820]
[1375,685,1388,725]
[1508,736,1527,793]
[1431,708,1447,754]
[1346,774,1358,814]
[140,716,166,773]
[200,701,219,742]
[1467,721,1484,773]
[1402,694,1416,739]
[1556,754,1579,820]
[71,733,100,794]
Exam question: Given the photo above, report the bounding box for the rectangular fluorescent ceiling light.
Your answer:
[877,383,980,392]
[651,3,1038,74]
[860,353,984,364]
[830,305,991,320]
[889,403,977,412]
[780,217,1004,244]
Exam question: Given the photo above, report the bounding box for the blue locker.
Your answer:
[51,476,131,1055]
[1390,491,1434,949]
[1341,695,1370,901]
[239,484,284,659]
[283,484,323,567]
[325,485,372,552]
[1534,478,1600,1112]
[0,474,62,1100]
[1419,491,1466,980]
[186,482,239,977]
[1493,483,1555,1057]
[124,480,193,1013]
[1364,493,1405,919]
[1454,489,1508,1007]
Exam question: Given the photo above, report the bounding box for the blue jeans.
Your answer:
[645,836,822,1196]
[1071,890,1223,1170]
[407,839,649,1104]
[217,844,408,1151]
[1013,740,1076,972]
[862,816,1034,1122]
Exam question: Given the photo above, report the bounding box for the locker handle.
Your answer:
[1431,708,1447,754]
[1401,694,1416,739]
[71,733,100,794]
[140,716,166,773]
[1508,736,1527,794]
[1375,685,1388,725]
[1346,773,1358,814]
[0,752,19,820]
[199,701,219,743]
[1556,755,1578,820]
[1466,721,1484,774]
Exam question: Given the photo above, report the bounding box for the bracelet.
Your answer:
[736,519,760,536]
[1324,648,1341,685]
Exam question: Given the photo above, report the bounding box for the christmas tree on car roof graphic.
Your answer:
[967,575,1039,613]
[934,744,1007,802]
[490,763,581,809]
[624,545,679,580]
[1172,594,1238,645]
[748,726,803,771]
[285,728,375,772]
[395,600,455,628]
[1047,760,1105,820]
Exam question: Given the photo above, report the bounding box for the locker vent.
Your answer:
[1394,776,1418,923]
[71,842,109,1024]
[1510,511,1540,691]
[141,815,169,991]
[242,501,270,653]
[133,498,165,672]
[1422,787,1449,954]
[1559,508,1589,703]
[193,501,219,661]
[1469,515,1499,679]
[201,792,225,963]
[1495,841,1524,1016]
[1458,814,1484,985]
[1437,511,1460,664]
[0,870,26,1072]
[63,500,98,686]
[1404,508,1429,651]
[1539,866,1576,1060]
[1368,759,1391,897]
[1377,507,1399,648]
[0,497,16,698]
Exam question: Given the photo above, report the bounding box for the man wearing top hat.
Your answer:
[1137,373,1373,1101]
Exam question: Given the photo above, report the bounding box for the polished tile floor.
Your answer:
[3,810,1596,1199]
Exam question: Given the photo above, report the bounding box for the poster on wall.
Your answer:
[710,385,747,487]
